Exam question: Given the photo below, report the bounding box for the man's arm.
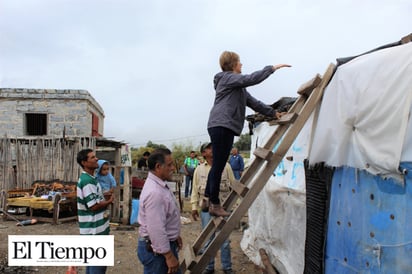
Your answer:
[239,155,245,174]
[110,173,117,188]
[89,194,113,212]
[183,158,190,175]
[82,182,114,212]
[162,250,179,273]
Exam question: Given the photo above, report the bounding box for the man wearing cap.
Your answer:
[191,142,235,274]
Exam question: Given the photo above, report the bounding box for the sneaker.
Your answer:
[223,269,234,274]
[209,203,230,217]
[201,269,215,274]
[200,198,210,212]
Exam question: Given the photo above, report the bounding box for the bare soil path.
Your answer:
[0,201,260,274]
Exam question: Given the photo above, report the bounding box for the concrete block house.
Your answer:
[0,88,104,138]
[0,88,133,224]
[0,88,106,191]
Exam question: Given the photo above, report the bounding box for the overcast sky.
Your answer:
[0,0,411,148]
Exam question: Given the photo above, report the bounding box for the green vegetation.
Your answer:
[131,141,198,171]
[131,134,251,169]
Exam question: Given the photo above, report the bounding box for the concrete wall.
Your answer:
[0,88,104,137]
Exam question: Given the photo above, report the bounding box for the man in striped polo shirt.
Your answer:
[76,148,114,274]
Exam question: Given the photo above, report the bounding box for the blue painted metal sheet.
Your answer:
[325,162,412,273]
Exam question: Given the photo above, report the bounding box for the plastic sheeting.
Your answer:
[309,42,412,178]
[240,116,313,274]
[325,162,412,273]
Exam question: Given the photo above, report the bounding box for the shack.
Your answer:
[0,88,132,224]
[241,33,412,273]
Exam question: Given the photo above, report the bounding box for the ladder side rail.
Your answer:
[239,104,302,185]
[219,95,311,214]
[192,217,223,253]
[269,63,335,159]
[240,94,308,184]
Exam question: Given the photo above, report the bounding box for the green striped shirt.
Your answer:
[77,172,110,235]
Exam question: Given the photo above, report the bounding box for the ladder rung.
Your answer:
[183,245,197,271]
[277,112,298,125]
[253,147,272,160]
[212,216,226,229]
[297,74,322,96]
[231,180,249,198]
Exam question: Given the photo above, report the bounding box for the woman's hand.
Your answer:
[272,64,291,71]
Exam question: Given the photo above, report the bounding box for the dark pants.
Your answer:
[184,175,193,198]
[137,238,181,274]
[206,126,235,205]
[85,266,107,274]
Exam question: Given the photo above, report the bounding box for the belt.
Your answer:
[139,236,178,254]
[140,236,178,243]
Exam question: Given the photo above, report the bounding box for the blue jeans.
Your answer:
[85,266,107,274]
[184,175,193,198]
[206,127,235,204]
[200,211,232,271]
[232,170,242,180]
[137,238,182,274]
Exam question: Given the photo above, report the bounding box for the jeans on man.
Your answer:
[232,170,242,180]
[184,175,193,198]
[200,211,232,271]
[137,238,182,274]
[85,266,107,274]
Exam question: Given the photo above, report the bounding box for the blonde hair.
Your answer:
[219,51,239,72]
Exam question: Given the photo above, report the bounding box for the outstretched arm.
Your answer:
[272,64,292,71]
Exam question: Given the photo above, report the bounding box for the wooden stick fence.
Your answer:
[0,136,96,191]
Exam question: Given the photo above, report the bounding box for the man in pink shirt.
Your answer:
[137,148,183,274]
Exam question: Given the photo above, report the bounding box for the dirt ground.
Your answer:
[0,200,262,274]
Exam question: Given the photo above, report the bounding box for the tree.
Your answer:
[131,141,199,171]
[146,141,166,149]
[234,134,251,152]
[171,143,199,173]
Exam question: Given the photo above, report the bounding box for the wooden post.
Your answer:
[259,248,278,274]
[122,166,131,225]
[112,167,121,222]
[112,147,122,223]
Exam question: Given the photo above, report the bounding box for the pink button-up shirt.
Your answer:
[138,172,181,254]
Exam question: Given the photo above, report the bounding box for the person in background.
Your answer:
[138,151,150,169]
[76,149,114,274]
[205,50,291,217]
[191,142,235,274]
[229,147,244,180]
[184,151,199,198]
[137,148,182,274]
[96,159,117,219]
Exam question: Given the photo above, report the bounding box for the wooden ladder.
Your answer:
[180,63,336,273]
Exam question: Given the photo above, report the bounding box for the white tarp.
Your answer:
[309,42,412,178]
[240,116,312,274]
